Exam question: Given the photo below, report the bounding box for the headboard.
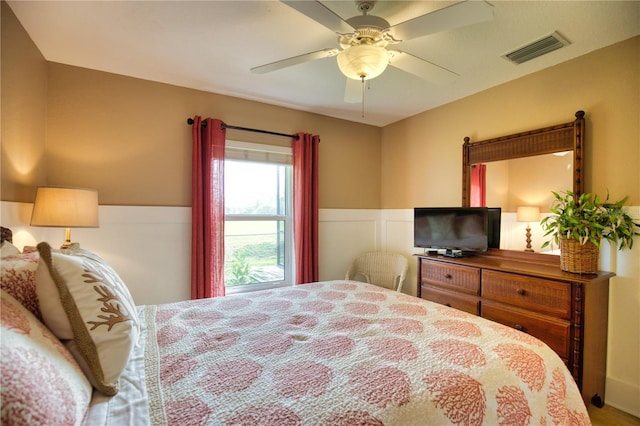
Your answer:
[462,110,585,206]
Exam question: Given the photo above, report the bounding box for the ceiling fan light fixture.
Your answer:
[337,44,389,81]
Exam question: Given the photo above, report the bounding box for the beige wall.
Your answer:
[382,36,640,208]
[5,1,637,210]
[1,2,382,209]
[0,1,48,201]
[44,64,382,208]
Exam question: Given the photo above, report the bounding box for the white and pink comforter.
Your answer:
[88,281,590,425]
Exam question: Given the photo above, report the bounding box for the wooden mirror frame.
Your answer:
[462,110,585,207]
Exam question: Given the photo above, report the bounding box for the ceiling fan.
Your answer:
[251,1,494,102]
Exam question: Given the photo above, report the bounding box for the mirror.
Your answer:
[462,110,585,209]
[462,111,585,252]
[482,151,573,212]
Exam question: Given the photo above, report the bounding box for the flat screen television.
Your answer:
[414,207,501,254]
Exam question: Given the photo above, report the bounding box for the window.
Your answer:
[224,141,293,293]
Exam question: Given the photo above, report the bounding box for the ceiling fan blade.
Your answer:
[389,51,459,85]
[344,78,362,103]
[251,48,339,74]
[390,1,494,41]
[281,0,354,33]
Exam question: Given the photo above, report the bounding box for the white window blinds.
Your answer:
[225,141,292,165]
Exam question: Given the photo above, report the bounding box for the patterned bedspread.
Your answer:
[87,281,590,425]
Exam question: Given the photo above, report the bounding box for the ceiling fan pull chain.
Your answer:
[361,75,365,118]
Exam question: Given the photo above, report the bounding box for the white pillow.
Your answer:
[1,240,21,258]
[36,242,140,396]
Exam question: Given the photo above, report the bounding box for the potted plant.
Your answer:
[540,190,640,273]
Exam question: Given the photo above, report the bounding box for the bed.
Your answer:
[1,228,591,425]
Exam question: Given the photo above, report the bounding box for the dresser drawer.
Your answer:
[482,301,571,359]
[482,270,571,320]
[420,259,480,295]
[421,286,480,315]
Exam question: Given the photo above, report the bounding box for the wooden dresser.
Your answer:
[416,249,614,407]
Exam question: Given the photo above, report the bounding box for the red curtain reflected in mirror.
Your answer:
[470,164,486,207]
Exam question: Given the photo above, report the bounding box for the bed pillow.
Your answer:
[1,244,41,320]
[1,289,92,425]
[35,242,140,396]
[1,240,20,257]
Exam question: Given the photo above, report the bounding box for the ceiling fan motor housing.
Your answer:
[337,12,396,80]
[346,14,390,32]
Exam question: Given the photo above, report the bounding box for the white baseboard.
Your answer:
[605,376,640,417]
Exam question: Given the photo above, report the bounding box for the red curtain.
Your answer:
[293,133,320,284]
[191,117,226,299]
[470,163,487,207]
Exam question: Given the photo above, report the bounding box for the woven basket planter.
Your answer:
[559,236,599,274]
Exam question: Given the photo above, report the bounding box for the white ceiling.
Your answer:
[7,1,640,127]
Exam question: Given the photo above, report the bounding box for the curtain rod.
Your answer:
[187,118,298,140]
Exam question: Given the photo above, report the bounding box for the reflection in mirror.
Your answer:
[473,152,573,253]
[472,151,573,212]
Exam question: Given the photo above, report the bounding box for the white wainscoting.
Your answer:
[2,204,420,302]
[1,202,192,305]
[2,201,638,415]
[318,209,419,295]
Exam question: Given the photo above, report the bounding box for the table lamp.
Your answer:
[516,206,540,252]
[30,186,99,249]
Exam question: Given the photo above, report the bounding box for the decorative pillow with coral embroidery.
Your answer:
[35,242,140,396]
[1,289,92,425]
[1,243,41,320]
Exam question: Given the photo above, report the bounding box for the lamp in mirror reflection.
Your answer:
[30,186,99,249]
[516,206,540,252]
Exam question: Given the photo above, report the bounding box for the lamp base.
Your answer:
[524,225,534,252]
[60,227,72,249]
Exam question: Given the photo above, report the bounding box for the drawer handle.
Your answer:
[445,274,453,279]
[516,288,526,296]
[514,324,524,331]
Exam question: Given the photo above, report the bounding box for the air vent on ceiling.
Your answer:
[503,32,570,65]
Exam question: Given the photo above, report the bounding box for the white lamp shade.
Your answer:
[30,186,99,228]
[516,206,541,222]
[337,44,390,81]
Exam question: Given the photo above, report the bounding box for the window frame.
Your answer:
[223,141,294,294]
